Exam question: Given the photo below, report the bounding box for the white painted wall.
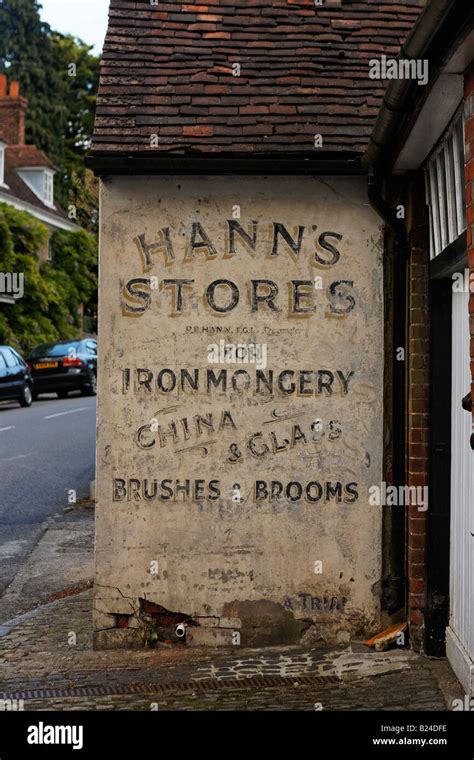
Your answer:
[94,174,385,645]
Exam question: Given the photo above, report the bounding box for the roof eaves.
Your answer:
[364,0,474,172]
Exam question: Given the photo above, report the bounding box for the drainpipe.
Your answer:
[367,165,409,615]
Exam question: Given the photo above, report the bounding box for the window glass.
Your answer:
[425,110,466,258]
[0,352,7,369]
[11,349,25,366]
[3,349,17,367]
[31,341,81,358]
[43,171,54,205]
[455,118,466,230]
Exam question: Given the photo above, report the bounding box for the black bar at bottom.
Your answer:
[0,710,473,757]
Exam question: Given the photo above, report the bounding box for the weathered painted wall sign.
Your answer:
[95,175,384,644]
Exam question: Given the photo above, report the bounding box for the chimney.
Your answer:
[0,79,27,145]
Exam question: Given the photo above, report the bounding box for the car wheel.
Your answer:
[82,371,97,397]
[57,390,69,399]
[19,383,33,407]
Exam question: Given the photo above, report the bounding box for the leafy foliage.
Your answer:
[0,0,64,160]
[0,0,100,217]
[70,168,99,235]
[0,1,99,348]
[0,202,97,353]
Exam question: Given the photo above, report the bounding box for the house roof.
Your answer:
[1,146,68,223]
[0,78,77,230]
[6,145,56,172]
[90,0,424,164]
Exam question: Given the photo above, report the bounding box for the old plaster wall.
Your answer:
[94,175,384,645]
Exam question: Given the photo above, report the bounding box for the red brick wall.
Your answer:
[0,98,27,145]
[465,65,474,444]
[406,179,430,650]
[0,75,26,145]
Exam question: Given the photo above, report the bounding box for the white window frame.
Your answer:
[43,170,54,206]
[425,107,466,259]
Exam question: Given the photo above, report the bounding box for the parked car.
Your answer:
[0,345,34,407]
[28,339,97,399]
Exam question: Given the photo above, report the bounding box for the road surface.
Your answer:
[0,393,96,594]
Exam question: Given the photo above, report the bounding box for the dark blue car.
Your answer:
[28,339,97,399]
[0,345,34,407]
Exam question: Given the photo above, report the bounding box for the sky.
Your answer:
[39,0,110,53]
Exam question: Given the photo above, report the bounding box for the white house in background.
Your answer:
[0,75,78,251]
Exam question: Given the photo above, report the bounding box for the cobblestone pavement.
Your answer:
[0,591,463,711]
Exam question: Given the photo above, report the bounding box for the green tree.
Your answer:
[70,168,99,235]
[51,32,99,162]
[0,0,67,174]
[49,30,100,216]
[0,0,99,215]
[0,202,97,353]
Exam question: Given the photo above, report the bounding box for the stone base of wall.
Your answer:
[93,596,380,651]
